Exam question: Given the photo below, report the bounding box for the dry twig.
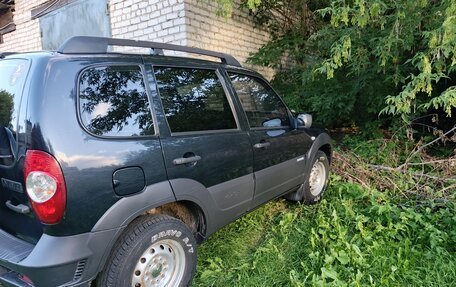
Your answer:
[332,128,455,199]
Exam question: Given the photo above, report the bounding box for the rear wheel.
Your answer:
[285,151,329,204]
[97,214,197,287]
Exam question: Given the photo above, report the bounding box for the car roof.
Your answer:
[1,37,263,77]
[58,36,242,67]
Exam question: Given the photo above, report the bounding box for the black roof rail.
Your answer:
[0,52,17,59]
[58,36,242,67]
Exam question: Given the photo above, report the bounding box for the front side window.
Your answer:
[154,67,237,133]
[79,65,154,137]
[229,73,289,128]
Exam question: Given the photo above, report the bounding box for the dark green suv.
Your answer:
[0,36,331,287]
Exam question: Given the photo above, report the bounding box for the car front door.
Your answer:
[146,63,254,231]
[226,71,314,207]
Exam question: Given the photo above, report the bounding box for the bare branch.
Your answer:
[367,164,455,182]
[406,158,456,166]
[399,125,456,169]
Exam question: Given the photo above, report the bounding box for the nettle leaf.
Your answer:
[337,250,350,265]
[321,267,339,280]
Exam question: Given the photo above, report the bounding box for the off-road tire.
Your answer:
[96,214,197,287]
[285,151,330,204]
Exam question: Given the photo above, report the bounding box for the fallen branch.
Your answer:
[368,164,397,172]
[439,184,456,194]
[367,164,455,182]
[405,158,456,166]
[399,125,456,170]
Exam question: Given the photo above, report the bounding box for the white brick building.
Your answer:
[0,0,273,76]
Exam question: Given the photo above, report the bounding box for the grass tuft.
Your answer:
[193,174,456,286]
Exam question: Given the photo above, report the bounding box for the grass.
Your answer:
[192,174,456,286]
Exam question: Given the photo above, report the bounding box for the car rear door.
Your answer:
[0,58,43,243]
[145,62,254,230]
[226,71,314,207]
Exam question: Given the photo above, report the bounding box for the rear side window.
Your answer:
[229,73,290,128]
[79,65,154,137]
[154,67,237,133]
[0,59,29,166]
[0,59,29,136]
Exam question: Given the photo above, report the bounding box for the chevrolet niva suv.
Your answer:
[0,36,331,287]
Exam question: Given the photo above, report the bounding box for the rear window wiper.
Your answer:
[0,127,16,162]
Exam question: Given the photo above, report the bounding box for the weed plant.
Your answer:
[193,139,456,286]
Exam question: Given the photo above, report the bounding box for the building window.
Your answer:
[0,0,15,44]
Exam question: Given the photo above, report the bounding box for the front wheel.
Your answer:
[285,150,330,204]
[97,214,197,287]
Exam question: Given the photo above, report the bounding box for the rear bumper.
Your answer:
[0,228,121,287]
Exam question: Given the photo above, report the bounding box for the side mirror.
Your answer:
[297,113,312,128]
[262,118,282,128]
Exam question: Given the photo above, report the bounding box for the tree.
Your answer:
[0,89,13,127]
[213,0,456,127]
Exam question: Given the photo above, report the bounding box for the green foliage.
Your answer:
[314,0,455,124]
[192,133,455,286]
[210,0,262,16]
[193,174,456,286]
[314,0,455,125]
[0,90,13,127]
[214,0,456,128]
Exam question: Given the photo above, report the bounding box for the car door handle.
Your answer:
[6,200,30,214]
[253,142,271,149]
[173,155,202,165]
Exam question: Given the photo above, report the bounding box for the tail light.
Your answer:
[24,150,66,224]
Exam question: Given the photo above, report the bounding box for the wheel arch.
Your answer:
[305,132,332,173]
[319,143,332,164]
[146,200,207,243]
[91,181,209,277]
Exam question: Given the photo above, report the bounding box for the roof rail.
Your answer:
[58,36,242,67]
[0,52,17,59]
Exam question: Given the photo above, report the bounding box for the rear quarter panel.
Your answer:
[27,55,168,236]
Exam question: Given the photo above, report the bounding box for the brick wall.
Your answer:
[184,0,273,78]
[0,0,47,52]
[109,0,187,46]
[1,0,273,77]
